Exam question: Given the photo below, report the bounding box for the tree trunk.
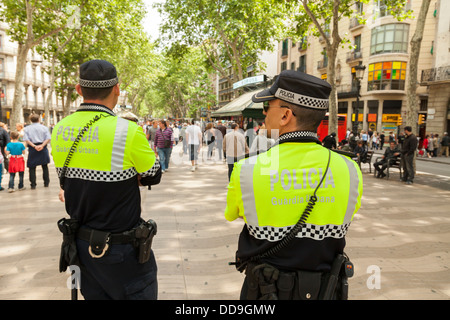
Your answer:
[327,47,339,138]
[44,57,57,127]
[406,0,431,134]
[63,88,73,117]
[11,43,31,125]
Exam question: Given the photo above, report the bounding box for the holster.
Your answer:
[57,218,80,272]
[243,254,353,300]
[134,219,157,264]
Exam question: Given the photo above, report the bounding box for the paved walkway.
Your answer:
[0,144,449,300]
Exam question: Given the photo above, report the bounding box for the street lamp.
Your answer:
[352,64,366,135]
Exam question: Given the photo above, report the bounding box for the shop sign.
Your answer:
[382,114,401,122]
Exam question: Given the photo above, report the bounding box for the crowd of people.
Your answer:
[141,118,272,176]
[0,117,51,192]
[321,126,449,185]
[2,114,449,192]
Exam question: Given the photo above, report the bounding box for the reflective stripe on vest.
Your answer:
[111,117,130,171]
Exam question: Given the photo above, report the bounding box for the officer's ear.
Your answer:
[75,84,83,97]
[113,84,120,97]
[279,108,295,128]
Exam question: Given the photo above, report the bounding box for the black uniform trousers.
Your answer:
[76,238,158,300]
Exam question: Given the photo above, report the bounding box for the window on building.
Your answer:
[0,58,4,76]
[373,0,411,18]
[291,62,295,70]
[299,55,306,73]
[370,23,409,55]
[282,39,289,56]
[322,49,328,68]
[281,61,287,72]
[368,61,407,91]
[299,36,307,50]
[354,35,361,52]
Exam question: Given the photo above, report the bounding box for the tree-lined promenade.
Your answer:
[1,0,428,134]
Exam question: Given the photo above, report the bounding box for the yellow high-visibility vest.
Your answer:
[225,135,363,270]
[51,104,160,232]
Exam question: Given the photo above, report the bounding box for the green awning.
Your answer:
[242,101,264,119]
[212,90,258,117]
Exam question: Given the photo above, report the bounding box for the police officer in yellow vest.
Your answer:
[226,70,363,300]
[52,60,161,300]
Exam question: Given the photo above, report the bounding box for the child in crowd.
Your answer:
[0,151,3,191]
[5,131,26,192]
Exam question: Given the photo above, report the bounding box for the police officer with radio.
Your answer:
[225,70,363,300]
[52,60,161,300]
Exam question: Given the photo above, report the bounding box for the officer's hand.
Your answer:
[58,188,65,202]
[137,175,144,186]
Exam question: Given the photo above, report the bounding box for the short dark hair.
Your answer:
[404,126,412,132]
[29,114,40,123]
[10,130,19,140]
[80,86,114,100]
[231,123,238,130]
[284,101,326,131]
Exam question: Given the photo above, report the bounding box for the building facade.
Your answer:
[214,44,278,110]
[277,0,449,138]
[0,22,79,126]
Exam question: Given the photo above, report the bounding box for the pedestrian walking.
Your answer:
[433,134,439,157]
[225,70,362,300]
[371,132,379,150]
[0,122,10,173]
[185,120,202,172]
[249,124,273,154]
[216,121,227,161]
[51,59,161,300]
[23,114,51,189]
[428,134,435,157]
[173,124,180,146]
[204,123,215,160]
[5,131,26,192]
[180,123,188,155]
[379,131,385,149]
[146,120,158,152]
[154,119,173,173]
[401,126,418,185]
[439,132,449,157]
[0,151,4,191]
[223,123,248,181]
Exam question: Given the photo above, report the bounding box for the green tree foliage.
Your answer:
[148,46,216,119]
[1,0,159,123]
[157,0,286,86]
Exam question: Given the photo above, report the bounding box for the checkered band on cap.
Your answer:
[79,77,119,88]
[275,88,329,110]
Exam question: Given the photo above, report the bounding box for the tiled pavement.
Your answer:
[0,144,449,300]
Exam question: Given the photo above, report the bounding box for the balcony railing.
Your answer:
[349,17,363,30]
[421,65,450,84]
[346,51,362,63]
[317,59,328,70]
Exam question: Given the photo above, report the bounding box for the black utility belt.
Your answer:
[77,228,136,245]
[75,219,157,263]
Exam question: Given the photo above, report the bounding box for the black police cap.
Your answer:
[79,59,119,88]
[252,70,331,110]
